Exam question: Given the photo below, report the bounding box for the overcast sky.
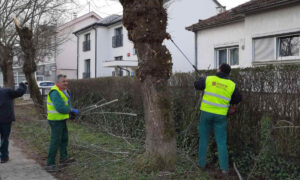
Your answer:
[74,0,251,19]
[218,0,250,9]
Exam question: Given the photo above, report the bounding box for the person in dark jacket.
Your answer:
[0,83,27,163]
[194,63,242,174]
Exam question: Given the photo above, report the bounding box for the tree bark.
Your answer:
[15,25,44,114]
[0,44,15,88]
[119,0,176,170]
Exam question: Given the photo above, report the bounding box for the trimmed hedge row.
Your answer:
[69,65,300,179]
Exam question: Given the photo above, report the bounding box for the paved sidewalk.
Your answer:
[0,140,56,180]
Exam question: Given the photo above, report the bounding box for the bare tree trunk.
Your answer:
[15,25,44,114]
[119,0,176,171]
[0,44,15,88]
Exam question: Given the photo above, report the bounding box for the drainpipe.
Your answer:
[194,31,198,69]
[93,27,97,78]
[75,33,79,80]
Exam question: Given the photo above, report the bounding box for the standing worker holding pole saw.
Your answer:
[194,63,242,174]
[167,35,242,175]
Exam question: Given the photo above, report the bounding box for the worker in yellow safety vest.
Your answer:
[194,63,242,174]
[46,74,79,172]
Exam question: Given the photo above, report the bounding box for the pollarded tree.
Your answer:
[15,20,44,113]
[119,0,176,171]
[14,0,75,113]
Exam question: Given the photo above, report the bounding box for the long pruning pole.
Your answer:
[167,36,201,75]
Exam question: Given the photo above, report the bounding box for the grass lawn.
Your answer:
[12,104,212,180]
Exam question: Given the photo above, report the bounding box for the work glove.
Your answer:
[19,82,28,91]
[227,105,237,117]
[71,108,79,115]
[69,112,76,120]
[19,82,26,87]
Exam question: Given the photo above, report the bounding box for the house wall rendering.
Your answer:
[164,0,220,73]
[56,12,101,79]
[196,3,300,70]
[97,23,137,77]
[197,21,245,69]
[78,29,96,79]
[77,19,138,79]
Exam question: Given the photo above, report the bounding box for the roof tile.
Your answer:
[187,0,300,31]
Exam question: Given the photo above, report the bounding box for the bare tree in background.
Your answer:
[15,20,45,113]
[0,0,27,88]
[0,0,75,87]
[119,0,176,171]
[13,0,75,113]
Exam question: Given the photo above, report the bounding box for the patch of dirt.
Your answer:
[11,105,75,180]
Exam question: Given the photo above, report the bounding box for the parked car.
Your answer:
[37,81,55,96]
[38,81,55,88]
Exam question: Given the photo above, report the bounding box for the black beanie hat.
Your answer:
[219,63,231,75]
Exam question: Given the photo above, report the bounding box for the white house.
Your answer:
[56,12,101,79]
[74,15,137,78]
[186,0,300,70]
[74,0,223,79]
[163,0,224,72]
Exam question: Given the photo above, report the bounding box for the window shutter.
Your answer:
[112,36,116,48]
[254,37,275,61]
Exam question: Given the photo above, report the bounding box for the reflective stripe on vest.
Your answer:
[47,85,70,120]
[204,92,231,101]
[200,76,235,116]
[202,100,230,108]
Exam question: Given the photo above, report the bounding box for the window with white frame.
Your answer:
[112,27,123,48]
[114,56,123,61]
[83,33,91,51]
[253,33,300,62]
[133,48,137,55]
[83,59,90,79]
[278,35,300,58]
[216,46,239,67]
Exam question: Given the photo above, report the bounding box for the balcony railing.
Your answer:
[103,59,138,68]
[83,40,90,51]
[112,35,123,48]
[82,72,90,79]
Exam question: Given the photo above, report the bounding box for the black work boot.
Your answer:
[45,165,60,172]
[0,156,9,163]
[59,157,76,166]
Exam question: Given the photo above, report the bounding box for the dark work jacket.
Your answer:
[0,83,27,123]
[194,72,242,105]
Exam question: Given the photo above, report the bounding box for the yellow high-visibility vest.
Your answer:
[200,76,236,116]
[47,85,70,120]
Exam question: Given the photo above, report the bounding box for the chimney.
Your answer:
[73,13,77,19]
[216,6,226,13]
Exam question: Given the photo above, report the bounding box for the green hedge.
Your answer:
[69,65,300,179]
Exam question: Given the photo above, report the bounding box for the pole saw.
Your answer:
[166,34,201,75]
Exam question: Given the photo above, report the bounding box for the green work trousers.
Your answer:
[47,120,68,165]
[0,122,12,159]
[198,111,228,171]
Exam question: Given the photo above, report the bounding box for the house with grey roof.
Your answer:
[56,12,101,79]
[74,0,224,78]
[187,0,300,70]
[74,14,137,78]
